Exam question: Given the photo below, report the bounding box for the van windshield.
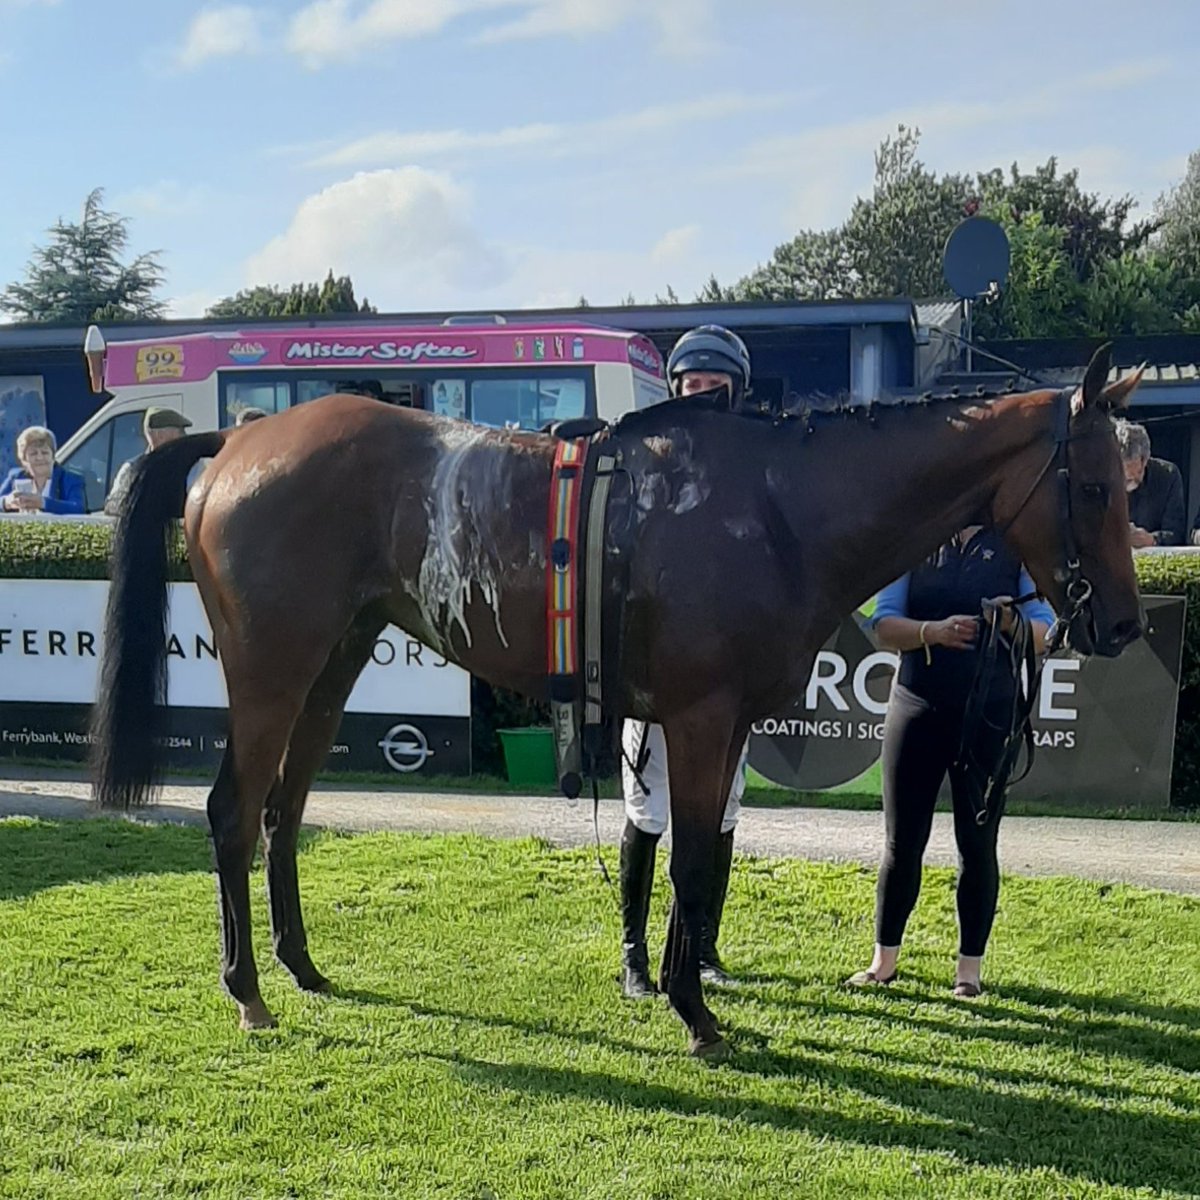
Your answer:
[65,410,145,512]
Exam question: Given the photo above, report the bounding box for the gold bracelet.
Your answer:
[918,621,932,666]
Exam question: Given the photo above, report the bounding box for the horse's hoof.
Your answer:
[296,972,333,995]
[238,1000,278,1031]
[689,1035,731,1062]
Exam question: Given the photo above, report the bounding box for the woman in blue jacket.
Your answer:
[0,426,85,515]
[847,524,1055,998]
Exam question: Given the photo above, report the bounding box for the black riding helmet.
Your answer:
[667,324,752,407]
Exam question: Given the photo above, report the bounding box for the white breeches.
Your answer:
[621,719,746,837]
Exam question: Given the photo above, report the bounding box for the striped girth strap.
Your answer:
[546,437,588,678]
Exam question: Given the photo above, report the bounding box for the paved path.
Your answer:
[2,770,1198,896]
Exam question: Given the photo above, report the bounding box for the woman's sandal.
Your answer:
[952,980,983,998]
[845,969,897,988]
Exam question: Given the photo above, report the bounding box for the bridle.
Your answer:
[959,387,1100,826]
[991,386,1095,656]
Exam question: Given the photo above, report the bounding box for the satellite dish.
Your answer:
[943,217,1010,300]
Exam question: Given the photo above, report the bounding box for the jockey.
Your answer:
[618,324,753,999]
[664,323,754,412]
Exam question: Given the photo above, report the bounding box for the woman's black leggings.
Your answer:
[876,683,1007,957]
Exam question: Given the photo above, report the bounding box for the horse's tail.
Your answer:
[90,430,228,809]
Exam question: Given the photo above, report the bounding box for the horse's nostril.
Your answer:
[1110,619,1142,650]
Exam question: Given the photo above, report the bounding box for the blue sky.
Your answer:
[0,0,1196,317]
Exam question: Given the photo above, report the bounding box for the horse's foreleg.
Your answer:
[660,708,742,1059]
[263,615,386,994]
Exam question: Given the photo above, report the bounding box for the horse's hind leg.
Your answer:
[263,612,387,994]
[210,682,308,1031]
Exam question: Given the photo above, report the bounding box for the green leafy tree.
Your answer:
[695,273,732,303]
[731,229,853,301]
[1153,150,1200,330]
[974,210,1082,339]
[207,270,375,318]
[1,188,165,322]
[725,127,1190,338]
[845,127,974,298]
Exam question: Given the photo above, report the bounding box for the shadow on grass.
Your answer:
[834,1038,1200,1112]
[323,987,681,1060]
[734,973,1200,1075]
[0,816,344,903]
[437,1047,1200,1195]
[0,816,215,901]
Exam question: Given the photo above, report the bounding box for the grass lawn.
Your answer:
[1,819,1198,1199]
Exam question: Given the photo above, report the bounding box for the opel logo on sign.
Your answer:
[378,723,434,773]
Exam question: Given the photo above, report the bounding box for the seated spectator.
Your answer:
[235,407,267,426]
[0,426,85,515]
[104,407,194,517]
[1115,420,1185,548]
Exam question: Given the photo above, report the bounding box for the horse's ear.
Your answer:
[1099,364,1145,412]
[1079,342,1113,410]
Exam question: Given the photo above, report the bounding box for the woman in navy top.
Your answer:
[0,426,85,515]
[847,524,1055,998]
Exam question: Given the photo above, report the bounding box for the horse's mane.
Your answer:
[613,381,1042,440]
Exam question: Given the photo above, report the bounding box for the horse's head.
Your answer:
[996,345,1144,658]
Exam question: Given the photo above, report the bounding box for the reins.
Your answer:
[956,387,1097,825]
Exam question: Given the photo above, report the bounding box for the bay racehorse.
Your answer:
[90,345,1143,1057]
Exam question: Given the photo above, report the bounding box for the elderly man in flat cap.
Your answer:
[103,406,197,517]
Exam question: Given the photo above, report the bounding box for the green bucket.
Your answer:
[497,726,557,787]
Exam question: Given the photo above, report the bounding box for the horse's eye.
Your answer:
[1080,483,1107,502]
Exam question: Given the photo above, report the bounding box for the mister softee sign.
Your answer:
[283,339,481,362]
[748,596,1186,808]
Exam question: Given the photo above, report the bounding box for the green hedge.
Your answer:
[2,521,1197,804]
[0,520,191,581]
[1123,554,1200,807]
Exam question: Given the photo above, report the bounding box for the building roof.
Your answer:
[932,361,1200,407]
[1039,362,1200,386]
[0,297,920,353]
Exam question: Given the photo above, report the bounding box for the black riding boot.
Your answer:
[619,820,659,999]
[699,829,735,986]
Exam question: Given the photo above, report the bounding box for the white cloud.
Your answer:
[113,181,213,218]
[164,288,225,319]
[651,224,700,267]
[502,239,715,309]
[243,167,511,307]
[286,0,508,65]
[730,59,1176,232]
[476,0,637,43]
[177,5,264,68]
[240,167,718,310]
[305,91,796,168]
[477,0,715,55]
[286,0,716,66]
[309,122,560,167]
